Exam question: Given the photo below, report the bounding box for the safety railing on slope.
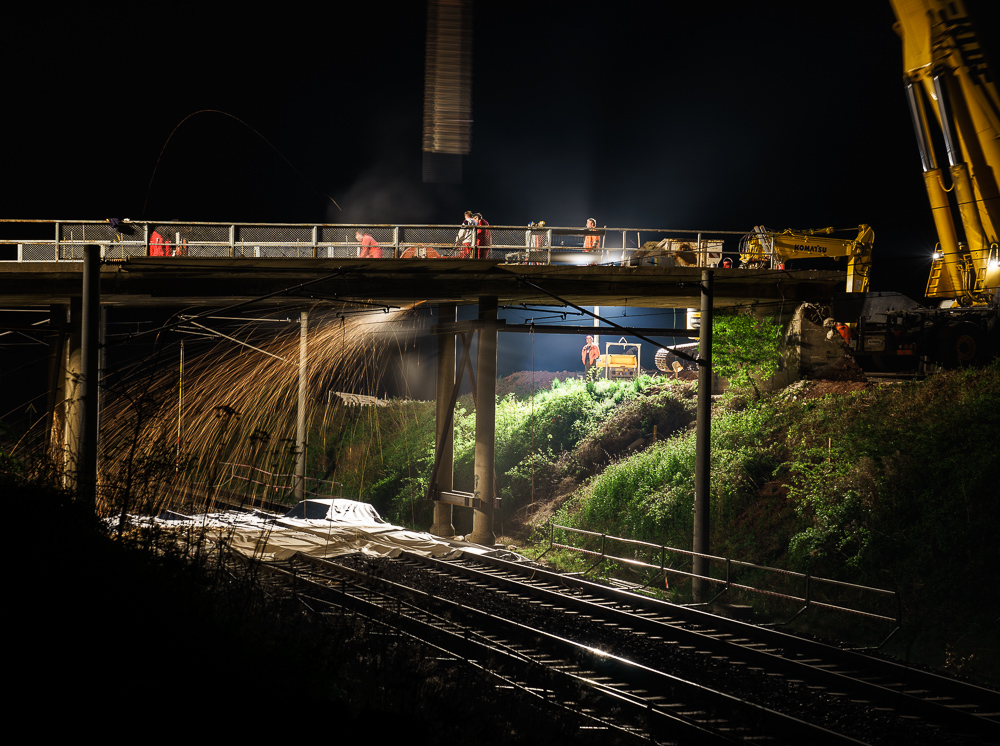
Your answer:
[546,523,901,647]
[0,219,740,267]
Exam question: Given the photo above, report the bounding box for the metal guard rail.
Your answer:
[0,219,744,267]
[548,523,901,640]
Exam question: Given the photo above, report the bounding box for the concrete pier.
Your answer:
[468,297,497,546]
[430,304,456,538]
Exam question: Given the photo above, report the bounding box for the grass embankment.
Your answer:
[321,367,1000,683]
[320,375,691,535]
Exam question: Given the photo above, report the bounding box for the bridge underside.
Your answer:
[0,258,845,309]
[7,254,846,546]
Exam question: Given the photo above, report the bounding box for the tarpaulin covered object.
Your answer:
[141,499,499,561]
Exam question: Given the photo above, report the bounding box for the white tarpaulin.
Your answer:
[143,498,495,561]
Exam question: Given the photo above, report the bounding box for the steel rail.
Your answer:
[255,555,726,743]
[436,552,1000,742]
[268,551,883,745]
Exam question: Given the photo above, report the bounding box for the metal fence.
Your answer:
[548,523,900,644]
[0,219,742,266]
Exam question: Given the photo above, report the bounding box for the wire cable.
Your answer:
[141,109,343,218]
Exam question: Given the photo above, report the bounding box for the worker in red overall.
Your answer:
[355,230,382,258]
[474,213,491,259]
[149,230,172,256]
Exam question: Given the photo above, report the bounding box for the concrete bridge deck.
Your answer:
[0,258,845,310]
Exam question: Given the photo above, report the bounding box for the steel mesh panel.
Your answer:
[526,230,549,248]
[59,222,115,242]
[399,227,456,246]
[102,242,147,261]
[357,227,394,244]
[184,243,230,257]
[59,244,85,260]
[319,226,361,243]
[325,245,361,259]
[489,228,525,248]
[21,243,58,261]
[255,246,317,258]
[163,224,231,242]
[239,225,313,244]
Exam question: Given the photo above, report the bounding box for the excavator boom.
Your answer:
[890,0,1000,305]
[740,224,875,293]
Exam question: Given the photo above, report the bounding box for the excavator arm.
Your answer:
[891,0,1000,305]
[739,224,875,293]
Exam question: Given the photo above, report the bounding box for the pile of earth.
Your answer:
[495,370,581,398]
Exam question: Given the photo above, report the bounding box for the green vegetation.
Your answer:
[711,310,782,397]
[317,375,678,532]
[313,362,999,682]
[9,335,994,683]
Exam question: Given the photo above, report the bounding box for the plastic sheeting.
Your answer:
[143,498,494,562]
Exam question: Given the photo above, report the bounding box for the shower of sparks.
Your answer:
[93,303,424,516]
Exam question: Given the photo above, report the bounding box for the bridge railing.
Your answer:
[0,219,742,266]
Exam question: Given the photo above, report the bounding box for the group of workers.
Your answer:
[146,215,606,258]
[352,213,600,260]
[527,217,601,251]
[455,211,492,258]
[148,229,188,257]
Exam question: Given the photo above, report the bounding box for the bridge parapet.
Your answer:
[0,219,741,266]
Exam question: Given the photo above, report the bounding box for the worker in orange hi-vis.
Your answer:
[355,230,382,258]
[582,334,600,379]
[583,217,601,251]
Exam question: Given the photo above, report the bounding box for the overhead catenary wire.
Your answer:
[141,109,342,218]
[509,274,702,365]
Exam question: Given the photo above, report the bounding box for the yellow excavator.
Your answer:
[739,224,875,293]
[832,0,999,369]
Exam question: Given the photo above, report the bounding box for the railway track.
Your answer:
[431,553,1000,740]
[241,549,998,745]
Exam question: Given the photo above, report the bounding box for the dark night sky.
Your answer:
[2,1,999,403]
[7,2,996,234]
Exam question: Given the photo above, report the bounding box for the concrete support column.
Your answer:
[63,297,82,491]
[294,310,308,501]
[63,246,101,505]
[468,297,497,546]
[693,270,713,602]
[430,303,456,537]
[78,245,100,506]
[46,305,68,466]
